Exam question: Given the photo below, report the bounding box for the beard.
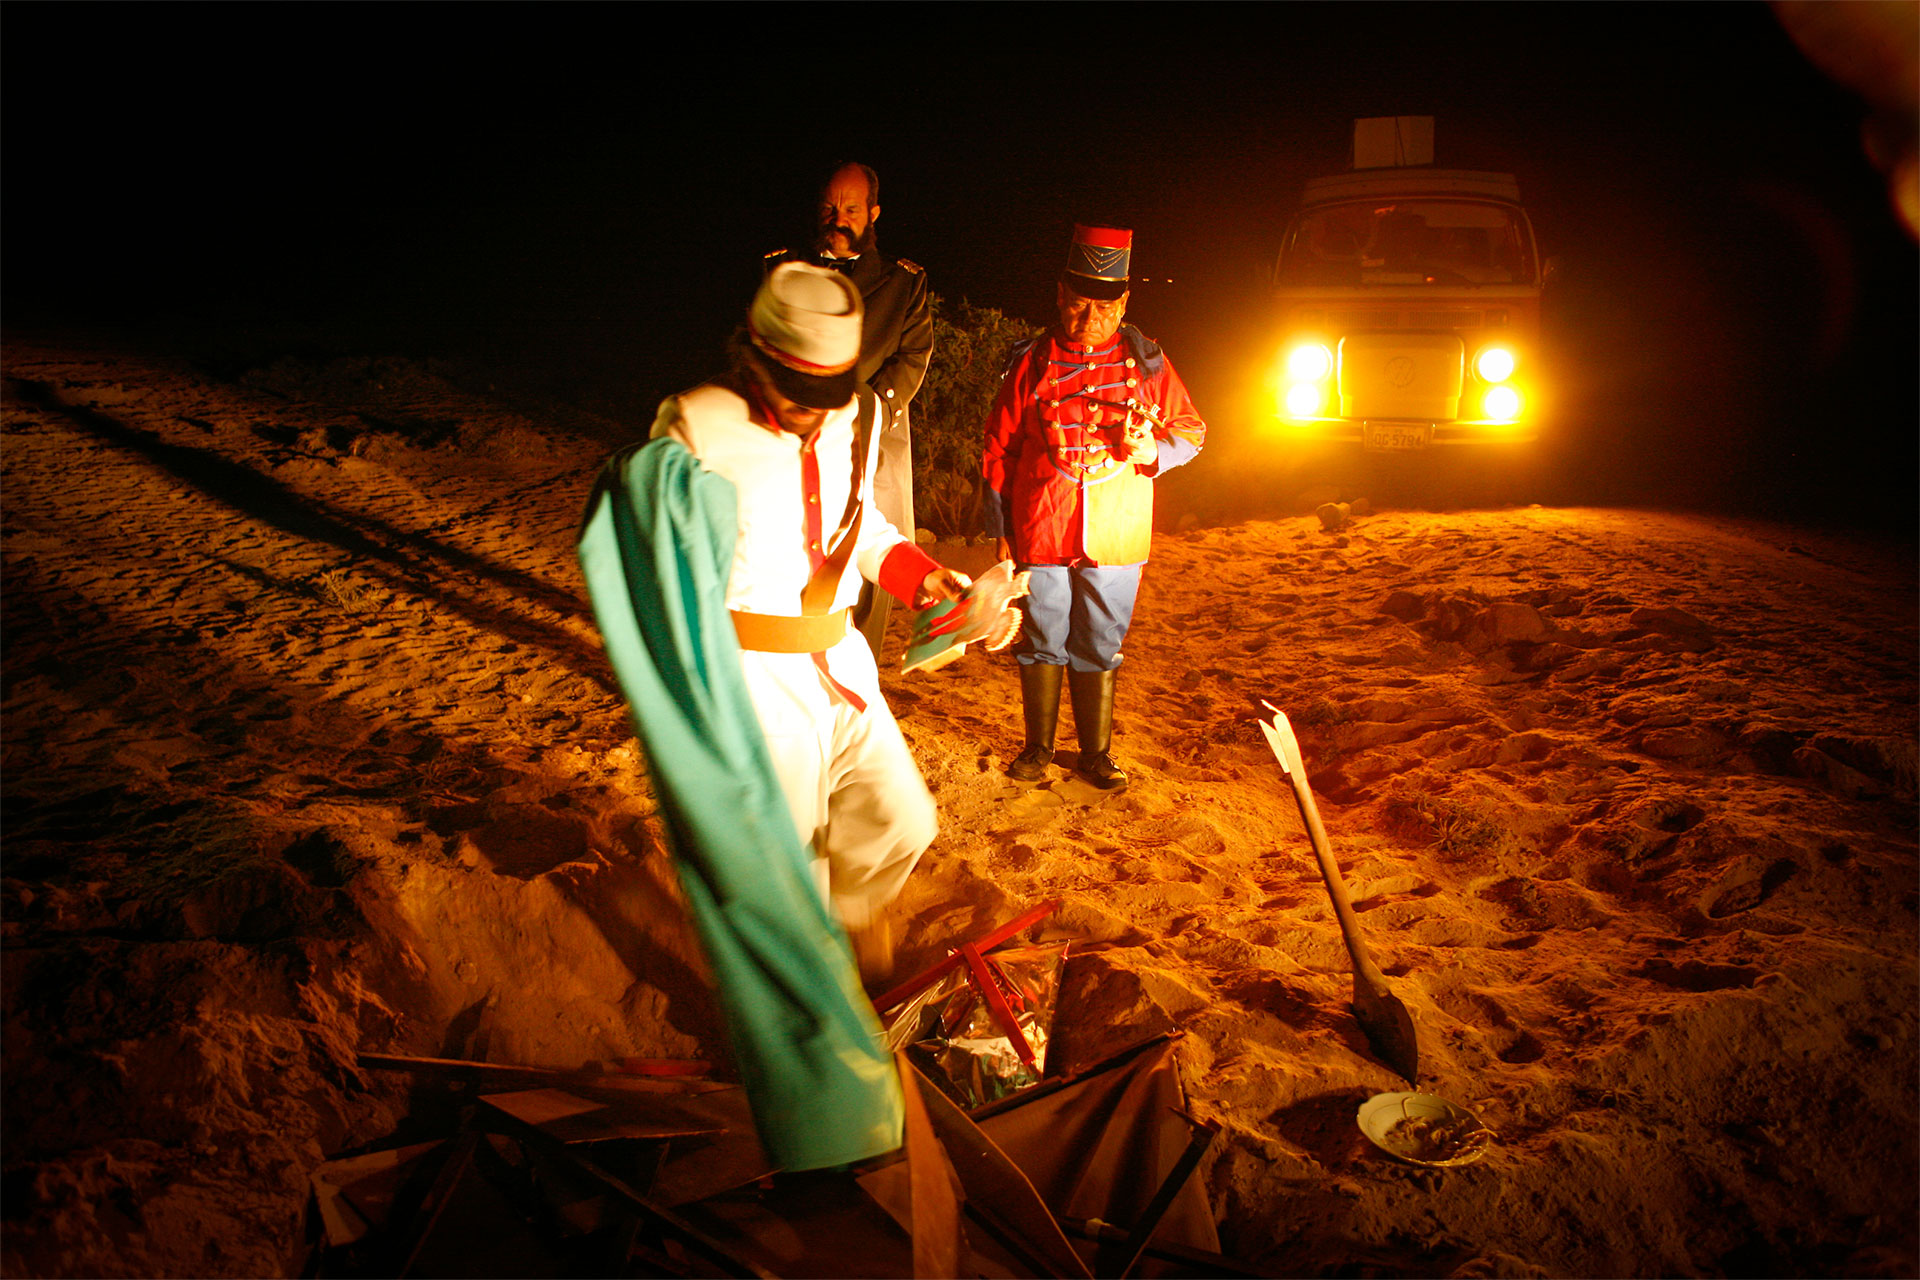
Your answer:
[817,221,878,258]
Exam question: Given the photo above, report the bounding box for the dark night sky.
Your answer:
[5,2,1915,525]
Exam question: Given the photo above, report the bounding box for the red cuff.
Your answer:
[879,540,942,605]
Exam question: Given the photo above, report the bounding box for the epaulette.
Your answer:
[895,258,923,275]
[1120,324,1166,379]
[1001,333,1042,379]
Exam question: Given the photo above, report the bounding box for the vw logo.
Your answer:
[1385,357,1417,387]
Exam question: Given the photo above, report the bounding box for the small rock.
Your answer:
[1471,602,1552,645]
[1426,598,1477,641]
[1630,605,1713,635]
[1737,724,1803,775]
[1793,745,1886,799]
[1378,589,1426,622]
[1638,724,1731,761]
[1316,501,1352,532]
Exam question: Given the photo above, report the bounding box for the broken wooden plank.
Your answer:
[905,1061,1091,1279]
[1059,1216,1272,1279]
[479,1088,724,1145]
[478,1101,775,1280]
[644,1088,780,1209]
[309,1140,442,1247]
[899,1051,963,1280]
[358,1051,731,1095]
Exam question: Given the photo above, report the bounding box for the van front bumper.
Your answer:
[1275,418,1539,449]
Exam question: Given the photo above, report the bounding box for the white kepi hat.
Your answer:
[748,262,864,409]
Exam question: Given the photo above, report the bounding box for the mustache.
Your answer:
[818,222,875,253]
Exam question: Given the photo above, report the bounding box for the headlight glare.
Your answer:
[1285,383,1325,417]
[1286,343,1334,382]
[1483,385,1522,421]
[1475,347,1517,383]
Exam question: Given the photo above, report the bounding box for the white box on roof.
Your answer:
[1354,116,1435,169]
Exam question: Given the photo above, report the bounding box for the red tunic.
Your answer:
[981,325,1205,566]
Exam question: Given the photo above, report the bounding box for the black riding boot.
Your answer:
[1068,667,1128,790]
[1008,662,1063,781]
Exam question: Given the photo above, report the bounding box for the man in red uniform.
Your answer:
[981,226,1207,789]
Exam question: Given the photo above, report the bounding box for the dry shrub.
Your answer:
[912,295,1042,537]
[1382,787,1510,859]
[311,568,373,613]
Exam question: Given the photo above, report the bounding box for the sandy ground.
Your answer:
[2,336,1915,1278]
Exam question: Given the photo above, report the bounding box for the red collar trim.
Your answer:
[742,381,781,435]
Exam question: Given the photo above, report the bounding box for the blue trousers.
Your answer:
[1016,563,1143,672]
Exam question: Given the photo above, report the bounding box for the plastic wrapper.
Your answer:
[881,941,1068,1109]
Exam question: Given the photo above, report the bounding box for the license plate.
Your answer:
[1363,423,1431,451]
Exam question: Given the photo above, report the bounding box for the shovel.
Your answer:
[1255,702,1420,1084]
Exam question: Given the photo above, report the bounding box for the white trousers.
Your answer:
[744,647,935,929]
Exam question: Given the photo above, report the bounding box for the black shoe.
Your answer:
[1008,744,1052,781]
[1076,750,1129,790]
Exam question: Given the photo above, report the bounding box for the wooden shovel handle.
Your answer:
[1279,767,1392,991]
[1256,705,1391,991]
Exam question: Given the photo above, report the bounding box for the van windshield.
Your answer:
[1279,200,1535,287]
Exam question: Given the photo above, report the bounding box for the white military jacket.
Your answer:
[649,381,936,731]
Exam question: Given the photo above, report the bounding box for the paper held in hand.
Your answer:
[903,560,1030,674]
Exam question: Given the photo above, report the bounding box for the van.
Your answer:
[1269,122,1548,451]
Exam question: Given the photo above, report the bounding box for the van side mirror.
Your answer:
[1542,256,1563,285]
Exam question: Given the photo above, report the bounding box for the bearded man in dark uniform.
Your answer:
[766,162,933,662]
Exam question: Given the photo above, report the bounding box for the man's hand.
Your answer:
[1123,425,1159,466]
[915,567,970,608]
[995,537,1012,564]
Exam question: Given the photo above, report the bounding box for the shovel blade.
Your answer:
[1353,980,1420,1084]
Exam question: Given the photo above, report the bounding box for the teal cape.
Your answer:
[577,437,903,1171]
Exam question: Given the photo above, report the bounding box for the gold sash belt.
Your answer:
[730,608,848,654]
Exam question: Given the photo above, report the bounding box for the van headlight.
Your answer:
[1474,346,1517,383]
[1483,385,1522,421]
[1286,343,1334,382]
[1285,382,1326,417]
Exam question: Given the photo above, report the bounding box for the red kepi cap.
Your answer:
[1062,224,1132,301]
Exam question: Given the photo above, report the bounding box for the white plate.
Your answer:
[1357,1091,1494,1167]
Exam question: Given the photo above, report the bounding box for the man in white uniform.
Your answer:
[648,262,966,975]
